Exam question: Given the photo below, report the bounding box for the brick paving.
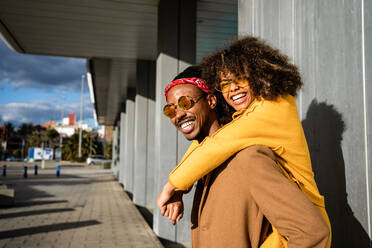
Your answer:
[0,163,163,248]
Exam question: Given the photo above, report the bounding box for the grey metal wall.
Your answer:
[196,0,238,62]
[239,0,371,247]
[153,0,239,244]
[153,0,196,244]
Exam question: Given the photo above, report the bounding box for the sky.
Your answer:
[0,38,97,128]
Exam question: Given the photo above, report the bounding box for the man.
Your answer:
[159,66,329,247]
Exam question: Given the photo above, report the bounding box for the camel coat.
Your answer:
[191,146,329,248]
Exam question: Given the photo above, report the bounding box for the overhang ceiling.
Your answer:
[0,0,237,126]
[0,0,158,59]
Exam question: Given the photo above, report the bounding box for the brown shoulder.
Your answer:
[235,145,276,161]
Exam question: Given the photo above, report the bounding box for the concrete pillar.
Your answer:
[146,65,156,210]
[111,125,119,177]
[119,112,126,185]
[154,0,196,243]
[133,60,156,208]
[133,60,148,205]
[238,1,372,245]
[365,0,372,241]
[124,88,136,195]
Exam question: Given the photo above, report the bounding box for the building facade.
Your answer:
[0,0,371,246]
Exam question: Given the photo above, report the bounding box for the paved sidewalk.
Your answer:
[0,165,163,248]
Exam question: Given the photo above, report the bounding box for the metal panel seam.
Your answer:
[362,0,371,239]
[252,0,255,35]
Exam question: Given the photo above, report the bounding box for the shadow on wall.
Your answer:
[302,99,371,248]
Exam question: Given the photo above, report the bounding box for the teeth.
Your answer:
[232,93,246,101]
[181,121,192,129]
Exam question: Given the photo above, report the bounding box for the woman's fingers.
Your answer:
[164,206,170,217]
[168,205,174,220]
[160,205,167,216]
[171,206,179,222]
[176,212,183,222]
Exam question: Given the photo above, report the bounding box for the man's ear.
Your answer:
[206,94,217,109]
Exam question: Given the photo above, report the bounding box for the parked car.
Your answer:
[6,157,23,162]
[86,155,111,165]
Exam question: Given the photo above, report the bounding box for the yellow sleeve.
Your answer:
[169,96,299,191]
[169,110,281,190]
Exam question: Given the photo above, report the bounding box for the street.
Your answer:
[0,162,163,248]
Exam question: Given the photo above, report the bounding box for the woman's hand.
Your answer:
[157,181,176,215]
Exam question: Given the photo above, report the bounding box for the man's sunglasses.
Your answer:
[216,79,249,93]
[163,95,204,118]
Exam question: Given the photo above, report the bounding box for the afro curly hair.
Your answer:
[200,36,303,122]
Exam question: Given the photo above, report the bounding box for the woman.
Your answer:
[158,36,332,247]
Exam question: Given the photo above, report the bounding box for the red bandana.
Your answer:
[164,77,211,100]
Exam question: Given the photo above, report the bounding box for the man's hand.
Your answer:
[157,181,176,215]
[164,191,184,225]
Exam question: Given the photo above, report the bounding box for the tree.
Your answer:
[17,123,34,137]
[17,123,34,158]
[46,128,59,147]
[28,130,47,147]
[62,130,103,162]
[4,122,15,139]
[105,140,112,159]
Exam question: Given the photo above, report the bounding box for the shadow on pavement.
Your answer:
[134,203,189,248]
[1,177,116,187]
[302,99,371,248]
[0,208,75,219]
[125,190,133,201]
[0,220,101,239]
[158,237,188,248]
[7,200,69,208]
[135,204,153,228]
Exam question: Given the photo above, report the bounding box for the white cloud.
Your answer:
[0,97,94,126]
[0,39,87,92]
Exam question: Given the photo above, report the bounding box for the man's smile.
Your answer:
[177,117,196,134]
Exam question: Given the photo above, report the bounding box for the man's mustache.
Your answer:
[176,116,195,127]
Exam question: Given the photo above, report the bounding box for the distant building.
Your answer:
[41,121,58,129]
[42,113,91,137]
[62,117,69,126]
[68,113,75,125]
[54,123,92,137]
[103,126,113,141]
[54,125,75,137]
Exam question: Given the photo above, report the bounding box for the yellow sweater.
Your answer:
[169,94,331,247]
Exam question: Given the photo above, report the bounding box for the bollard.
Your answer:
[2,165,6,176]
[56,165,60,177]
[24,166,28,179]
[34,165,38,175]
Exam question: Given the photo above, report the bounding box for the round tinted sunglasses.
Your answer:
[216,79,249,93]
[163,95,204,118]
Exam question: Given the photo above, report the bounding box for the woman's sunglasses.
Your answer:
[163,95,204,118]
[216,79,249,93]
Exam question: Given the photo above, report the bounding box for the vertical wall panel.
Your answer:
[146,62,156,210]
[154,1,181,241]
[238,0,253,35]
[239,0,371,246]
[119,114,125,185]
[154,0,197,244]
[134,61,150,206]
[154,52,179,240]
[111,126,119,176]
[124,89,136,194]
[196,0,238,62]
[364,0,372,239]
